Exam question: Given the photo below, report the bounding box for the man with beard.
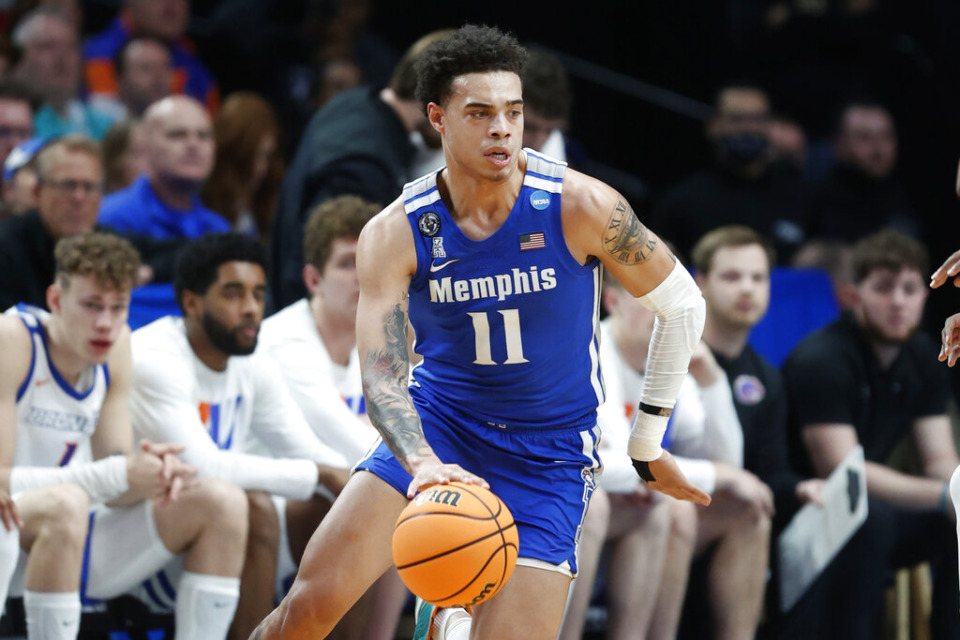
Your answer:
[127,233,350,640]
[783,228,960,639]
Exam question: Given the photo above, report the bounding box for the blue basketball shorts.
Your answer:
[354,400,602,577]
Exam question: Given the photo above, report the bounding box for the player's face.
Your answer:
[431,71,523,182]
[700,244,771,330]
[52,275,130,364]
[316,238,360,321]
[854,267,926,345]
[199,261,266,356]
[36,150,103,240]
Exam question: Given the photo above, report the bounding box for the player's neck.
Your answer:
[310,297,355,366]
[702,320,749,360]
[44,319,89,386]
[438,163,523,233]
[148,173,198,211]
[185,321,229,372]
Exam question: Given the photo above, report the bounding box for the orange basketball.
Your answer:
[392,482,519,608]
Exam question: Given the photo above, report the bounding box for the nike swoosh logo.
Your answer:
[36,379,51,387]
[430,259,460,273]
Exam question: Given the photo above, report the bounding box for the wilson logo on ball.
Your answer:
[414,488,463,507]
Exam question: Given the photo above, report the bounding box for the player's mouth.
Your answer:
[485,148,511,167]
[239,325,258,339]
[89,339,112,353]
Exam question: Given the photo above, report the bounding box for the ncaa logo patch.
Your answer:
[418,211,441,237]
[529,190,550,210]
[733,374,766,406]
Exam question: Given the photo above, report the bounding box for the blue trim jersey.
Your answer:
[7,304,108,468]
[403,149,604,429]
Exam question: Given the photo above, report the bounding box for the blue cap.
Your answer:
[3,137,49,183]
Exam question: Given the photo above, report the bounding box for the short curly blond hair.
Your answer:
[54,232,141,292]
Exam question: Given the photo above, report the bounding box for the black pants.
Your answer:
[769,497,960,640]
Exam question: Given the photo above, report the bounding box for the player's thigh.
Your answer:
[13,484,89,548]
[285,470,407,609]
[470,564,572,640]
[693,492,767,554]
[85,501,175,599]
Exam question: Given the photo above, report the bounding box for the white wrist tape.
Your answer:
[629,261,705,461]
[10,455,130,504]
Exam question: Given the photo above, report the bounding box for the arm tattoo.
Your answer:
[363,298,430,471]
[603,199,658,265]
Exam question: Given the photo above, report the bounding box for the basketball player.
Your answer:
[128,232,351,640]
[0,232,248,640]
[930,248,960,366]
[250,25,708,640]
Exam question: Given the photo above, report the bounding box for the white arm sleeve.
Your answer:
[10,456,128,503]
[263,340,378,466]
[628,261,706,461]
[698,377,744,468]
[248,355,350,468]
[130,353,320,500]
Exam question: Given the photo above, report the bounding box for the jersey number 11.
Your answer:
[467,309,528,365]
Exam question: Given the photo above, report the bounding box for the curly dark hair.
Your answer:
[55,232,141,292]
[414,24,527,116]
[174,233,268,312]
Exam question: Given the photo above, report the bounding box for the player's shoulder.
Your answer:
[357,197,416,264]
[0,312,34,391]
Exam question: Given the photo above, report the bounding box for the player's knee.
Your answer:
[190,479,248,535]
[281,577,347,631]
[37,484,89,543]
[669,500,697,544]
[246,490,280,549]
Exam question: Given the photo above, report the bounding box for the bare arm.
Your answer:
[913,415,960,481]
[0,316,34,492]
[356,203,486,497]
[804,422,947,511]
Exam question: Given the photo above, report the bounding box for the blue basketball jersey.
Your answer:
[403,149,604,429]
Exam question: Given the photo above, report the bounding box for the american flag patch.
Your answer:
[519,232,546,251]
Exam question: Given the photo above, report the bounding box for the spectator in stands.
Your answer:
[83,0,218,112]
[98,95,228,239]
[0,135,101,309]
[90,36,174,123]
[270,29,449,309]
[651,83,810,263]
[11,8,112,139]
[101,117,148,194]
[0,79,35,166]
[521,47,576,164]
[202,92,284,241]
[1,135,44,219]
[692,226,825,639]
[783,229,960,639]
[259,195,405,640]
[313,56,362,111]
[128,233,350,640]
[805,101,917,243]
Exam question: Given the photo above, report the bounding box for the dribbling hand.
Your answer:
[634,450,711,506]
[406,455,489,499]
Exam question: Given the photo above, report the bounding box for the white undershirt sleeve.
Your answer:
[263,340,378,465]
[130,353,320,500]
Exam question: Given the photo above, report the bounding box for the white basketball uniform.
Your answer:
[5,305,176,606]
[597,318,744,495]
[129,316,349,604]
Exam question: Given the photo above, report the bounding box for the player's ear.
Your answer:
[180,289,202,319]
[302,264,322,294]
[46,281,61,314]
[427,102,444,133]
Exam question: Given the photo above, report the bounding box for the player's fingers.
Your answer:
[167,475,184,505]
[683,486,711,506]
[1,507,13,531]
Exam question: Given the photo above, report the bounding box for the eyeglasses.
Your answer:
[41,179,103,195]
[0,126,32,139]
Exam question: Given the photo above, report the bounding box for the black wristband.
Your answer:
[639,402,672,418]
[632,458,656,482]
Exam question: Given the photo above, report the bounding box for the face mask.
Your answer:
[717,133,769,168]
